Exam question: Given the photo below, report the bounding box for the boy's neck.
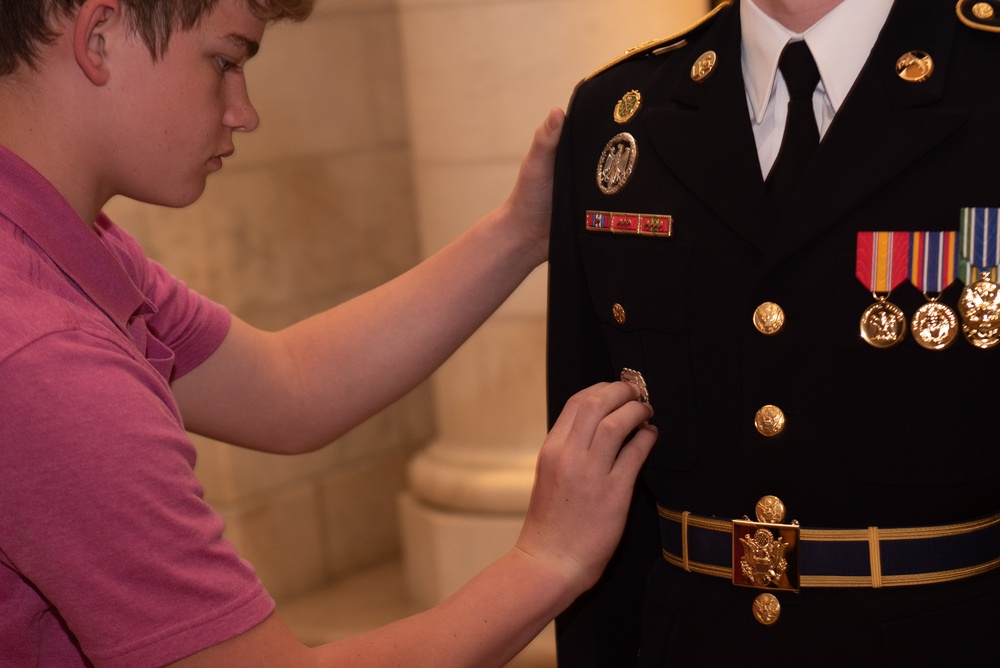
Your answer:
[750,0,847,33]
[0,76,108,228]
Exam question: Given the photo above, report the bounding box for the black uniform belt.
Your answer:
[658,505,1000,589]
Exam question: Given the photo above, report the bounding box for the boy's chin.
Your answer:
[134,182,209,210]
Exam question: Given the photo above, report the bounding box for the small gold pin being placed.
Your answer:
[620,368,649,403]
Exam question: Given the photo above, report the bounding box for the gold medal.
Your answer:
[908,231,959,350]
[911,298,958,350]
[857,232,909,349]
[860,296,907,348]
[958,272,1000,349]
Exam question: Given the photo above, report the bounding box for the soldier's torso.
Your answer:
[558,0,1000,527]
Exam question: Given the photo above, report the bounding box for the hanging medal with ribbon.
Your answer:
[856,231,909,348]
[909,231,959,350]
[958,207,1000,349]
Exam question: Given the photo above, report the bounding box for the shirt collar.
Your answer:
[0,144,149,331]
[742,0,895,124]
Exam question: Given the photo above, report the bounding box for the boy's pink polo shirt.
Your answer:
[0,145,275,666]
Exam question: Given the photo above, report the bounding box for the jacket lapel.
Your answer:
[640,5,774,254]
[639,0,966,269]
[761,0,966,273]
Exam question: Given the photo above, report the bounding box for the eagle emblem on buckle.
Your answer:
[739,528,789,588]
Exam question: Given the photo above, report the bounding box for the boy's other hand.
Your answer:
[515,380,657,596]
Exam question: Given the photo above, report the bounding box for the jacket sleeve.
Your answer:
[546,91,663,668]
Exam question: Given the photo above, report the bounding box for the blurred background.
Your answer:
[105,0,709,664]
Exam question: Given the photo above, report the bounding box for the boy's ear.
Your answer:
[73,0,122,86]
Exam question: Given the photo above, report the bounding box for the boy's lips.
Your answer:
[209,148,235,171]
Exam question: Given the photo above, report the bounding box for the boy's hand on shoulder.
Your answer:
[496,107,565,266]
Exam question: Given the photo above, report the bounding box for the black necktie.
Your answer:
[765,40,821,207]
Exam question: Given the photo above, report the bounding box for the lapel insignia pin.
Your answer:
[614,90,642,124]
[896,51,934,83]
[690,50,717,82]
[596,133,637,195]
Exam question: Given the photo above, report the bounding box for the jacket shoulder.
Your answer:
[584,0,731,82]
[957,0,1000,32]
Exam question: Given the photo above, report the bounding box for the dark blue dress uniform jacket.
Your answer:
[546,0,1000,664]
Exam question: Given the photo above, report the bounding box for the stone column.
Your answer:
[395,0,706,636]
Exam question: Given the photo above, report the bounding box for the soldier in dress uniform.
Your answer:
[547,0,1000,664]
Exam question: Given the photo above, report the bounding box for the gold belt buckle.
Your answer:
[732,496,800,592]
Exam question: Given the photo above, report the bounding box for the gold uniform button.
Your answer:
[753,302,785,335]
[755,495,786,524]
[974,2,995,20]
[754,405,786,437]
[753,593,781,625]
[612,303,627,325]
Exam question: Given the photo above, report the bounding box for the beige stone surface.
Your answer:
[319,457,410,579]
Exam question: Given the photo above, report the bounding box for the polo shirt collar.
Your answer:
[742,0,895,124]
[0,144,151,332]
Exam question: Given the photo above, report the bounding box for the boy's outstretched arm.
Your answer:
[168,380,657,667]
[173,108,565,454]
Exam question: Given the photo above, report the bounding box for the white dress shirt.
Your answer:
[741,0,895,177]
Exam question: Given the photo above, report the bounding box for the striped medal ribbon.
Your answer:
[958,208,1000,349]
[856,231,909,348]
[909,231,959,350]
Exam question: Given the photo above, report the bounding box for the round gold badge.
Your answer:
[959,275,1000,348]
[596,133,638,195]
[614,90,642,124]
[690,51,717,82]
[860,299,907,348]
[896,51,934,83]
[911,300,959,350]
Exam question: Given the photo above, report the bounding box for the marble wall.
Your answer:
[106,0,708,608]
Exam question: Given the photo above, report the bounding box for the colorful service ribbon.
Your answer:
[585,210,673,237]
[856,231,910,294]
[909,231,958,294]
[959,207,1000,273]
